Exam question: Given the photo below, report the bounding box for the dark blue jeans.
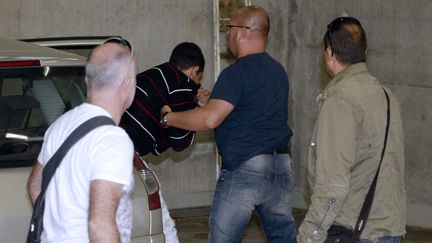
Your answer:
[360,236,401,243]
[208,153,296,243]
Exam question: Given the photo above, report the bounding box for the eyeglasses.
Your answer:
[325,17,361,50]
[104,37,134,56]
[225,24,251,31]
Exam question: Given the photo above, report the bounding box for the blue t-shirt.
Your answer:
[211,52,293,170]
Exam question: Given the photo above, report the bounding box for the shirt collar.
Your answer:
[317,62,368,105]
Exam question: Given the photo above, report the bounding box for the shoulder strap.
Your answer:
[39,116,115,197]
[353,88,390,239]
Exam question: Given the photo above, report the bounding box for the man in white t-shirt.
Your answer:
[27,37,137,243]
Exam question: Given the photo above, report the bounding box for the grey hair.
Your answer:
[85,48,132,90]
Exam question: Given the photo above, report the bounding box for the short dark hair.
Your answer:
[169,42,205,73]
[323,17,367,65]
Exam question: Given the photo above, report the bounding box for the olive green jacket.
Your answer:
[297,63,406,242]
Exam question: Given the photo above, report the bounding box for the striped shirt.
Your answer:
[121,62,199,156]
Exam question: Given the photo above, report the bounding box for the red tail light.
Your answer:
[133,153,161,210]
[0,60,41,68]
[148,192,161,210]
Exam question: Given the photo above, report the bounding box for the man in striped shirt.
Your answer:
[120,42,209,243]
[121,42,209,156]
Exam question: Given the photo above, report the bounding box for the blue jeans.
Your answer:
[208,153,296,243]
[360,236,401,243]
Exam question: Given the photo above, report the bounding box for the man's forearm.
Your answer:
[89,220,120,243]
[162,99,233,131]
[165,109,213,131]
[27,161,43,205]
[89,180,123,243]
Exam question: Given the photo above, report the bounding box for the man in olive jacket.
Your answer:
[297,17,406,243]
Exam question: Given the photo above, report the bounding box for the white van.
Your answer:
[0,38,164,243]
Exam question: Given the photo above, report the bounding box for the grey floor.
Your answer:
[171,207,432,243]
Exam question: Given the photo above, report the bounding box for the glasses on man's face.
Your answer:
[225,24,251,31]
[104,37,134,56]
[325,17,361,50]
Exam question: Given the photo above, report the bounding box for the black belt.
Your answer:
[263,144,291,156]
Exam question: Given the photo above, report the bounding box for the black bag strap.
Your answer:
[38,116,115,201]
[353,88,390,239]
[27,116,114,243]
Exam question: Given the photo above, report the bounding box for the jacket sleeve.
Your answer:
[298,97,357,243]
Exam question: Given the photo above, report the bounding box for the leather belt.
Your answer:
[263,143,291,156]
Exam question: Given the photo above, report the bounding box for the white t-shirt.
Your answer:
[38,103,134,243]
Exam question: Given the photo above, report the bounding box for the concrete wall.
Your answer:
[1,0,431,229]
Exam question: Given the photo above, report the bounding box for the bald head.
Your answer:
[84,41,138,123]
[233,6,270,37]
[227,5,270,58]
[85,43,134,91]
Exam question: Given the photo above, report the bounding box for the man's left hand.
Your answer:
[161,105,172,116]
[197,88,211,107]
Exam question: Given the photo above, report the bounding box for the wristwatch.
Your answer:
[160,112,170,128]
